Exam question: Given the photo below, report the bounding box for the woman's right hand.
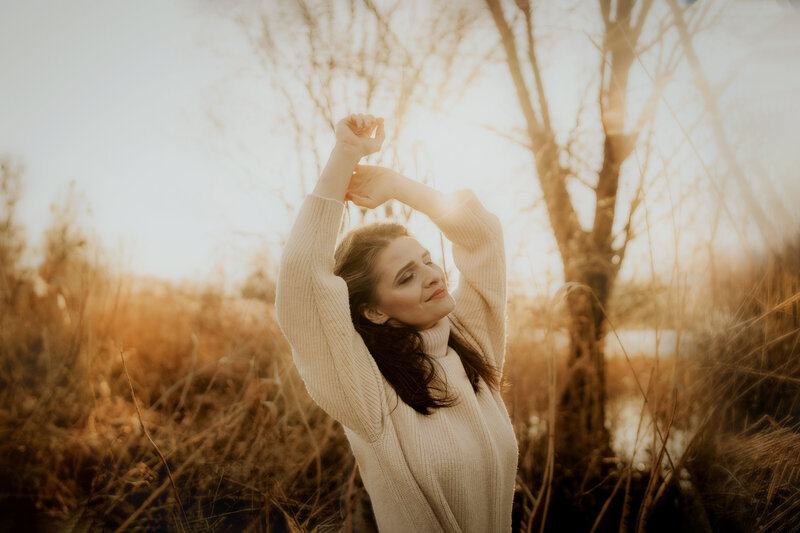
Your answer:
[346,164,402,209]
[335,114,385,158]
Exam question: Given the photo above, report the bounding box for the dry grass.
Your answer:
[0,171,797,531]
[0,182,355,530]
[680,243,800,533]
[0,262,360,531]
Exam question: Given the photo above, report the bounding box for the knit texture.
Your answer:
[275,191,519,532]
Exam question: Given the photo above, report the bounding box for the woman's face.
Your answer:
[363,236,455,330]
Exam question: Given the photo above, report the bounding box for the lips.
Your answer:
[427,287,447,301]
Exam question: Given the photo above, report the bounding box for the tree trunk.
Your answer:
[484,0,659,474]
[558,255,615,472]
[532,143,618,472]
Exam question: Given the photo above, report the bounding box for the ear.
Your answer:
[361,304,390,325]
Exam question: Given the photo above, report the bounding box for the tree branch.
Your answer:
[484,0,544,144]
[593,0,640,248]
[630,0,654,43]
[667,0,786,248]
[485,0,584,257]
[518,0,552,131]
[615,121,654,263]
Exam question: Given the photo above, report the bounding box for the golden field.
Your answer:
[1,193,798,532]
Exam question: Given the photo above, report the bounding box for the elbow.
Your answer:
[487,212,503,236]
[467,191,503,239]
[484,212,504,250]
[273,282,292,334]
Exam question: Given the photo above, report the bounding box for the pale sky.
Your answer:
[1,1,798,294]
[0,0,289,285]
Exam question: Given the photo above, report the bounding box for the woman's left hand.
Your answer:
[346,165,401,209]
[335,114,385,159]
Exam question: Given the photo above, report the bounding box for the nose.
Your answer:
[423,265,442,287]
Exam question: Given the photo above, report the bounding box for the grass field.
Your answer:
[0,199,798,532]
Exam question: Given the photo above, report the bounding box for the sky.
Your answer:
[0,0,282,285]
[1,0,799,295]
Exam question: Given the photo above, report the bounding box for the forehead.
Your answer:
[375,237,427,277]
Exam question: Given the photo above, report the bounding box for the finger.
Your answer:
[371,120,386,149]
[351,114,364,126]
[348,192,367,206]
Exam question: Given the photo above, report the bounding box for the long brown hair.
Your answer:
[333,222,499,415]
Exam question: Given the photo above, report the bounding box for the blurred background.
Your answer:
[1,0,798,531]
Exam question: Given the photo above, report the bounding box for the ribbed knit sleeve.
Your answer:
[431,190,507,373]
[275,194,386,443]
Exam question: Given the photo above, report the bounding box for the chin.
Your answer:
[433,297,456,320]
[443,294,456,313]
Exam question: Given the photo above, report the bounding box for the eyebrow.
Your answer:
[393,250,431,285]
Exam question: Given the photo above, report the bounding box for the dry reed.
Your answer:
[0,169,797,531]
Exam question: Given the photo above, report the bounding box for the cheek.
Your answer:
[397,286,424,307]
[381,286,422,313]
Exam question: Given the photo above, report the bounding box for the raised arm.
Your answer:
[348,166,507,373]
[313,114,384,202]
[429,191,507,373]
[275,115,388,442]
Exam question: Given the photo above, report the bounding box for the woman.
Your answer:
[275,113,519,532]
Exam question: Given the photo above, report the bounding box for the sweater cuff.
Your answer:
[308,192,345,207]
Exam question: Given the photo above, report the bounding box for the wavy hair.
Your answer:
[333,222,499,415]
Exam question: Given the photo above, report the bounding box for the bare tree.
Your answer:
[483,0,694,471]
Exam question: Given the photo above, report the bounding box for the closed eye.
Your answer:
[400,261,436,284]
[395,251,433,285]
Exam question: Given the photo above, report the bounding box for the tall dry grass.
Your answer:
[0,261,373,531]
[0,170,354,530]
[680,242,800,533]
[0,164,797,531]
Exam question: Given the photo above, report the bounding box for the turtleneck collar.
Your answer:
[418,316,451,359]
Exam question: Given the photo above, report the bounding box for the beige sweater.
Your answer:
[275,191,519,532]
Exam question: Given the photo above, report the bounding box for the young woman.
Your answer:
[275,113,518,532]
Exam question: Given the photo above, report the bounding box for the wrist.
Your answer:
[387,170,405,201]
[313,144,362,202]
[333,141,364,161]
